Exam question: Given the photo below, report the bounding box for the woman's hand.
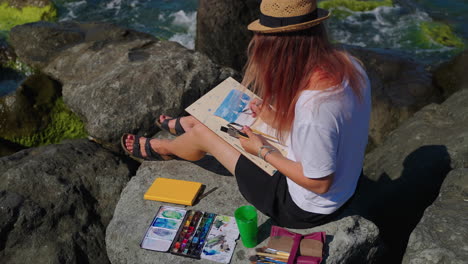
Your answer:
[239,126,267,157]
[249,98,276,127]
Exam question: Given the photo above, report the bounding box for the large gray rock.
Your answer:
[347,46,442,149]
[0,73,61,142]
[9,22,239,144]
[402,168,468,264]
[106,158,383,264]
[0,139,137,264]
[433,50,468,99]
[352,88,468,263]
[9,21,150,70]
[196,0,260,72]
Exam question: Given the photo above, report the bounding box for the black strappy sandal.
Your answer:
[156,116,186,136]
[120,134,173,162]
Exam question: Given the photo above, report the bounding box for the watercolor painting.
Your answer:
[201,215,239,263]
[186,77,284,176]
[152,218,180,230]
[201,234,237,264]
[214,89,252,123]
[158,207,185,220]
[147,227,177,241]
[210,215,239,237]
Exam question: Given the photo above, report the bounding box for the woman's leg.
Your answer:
[125,122,241,175]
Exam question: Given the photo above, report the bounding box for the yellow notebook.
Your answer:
[144,178,203,206]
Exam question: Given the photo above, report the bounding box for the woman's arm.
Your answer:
[239,126,334,194]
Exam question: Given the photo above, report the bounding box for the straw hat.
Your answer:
[248,0,331,34]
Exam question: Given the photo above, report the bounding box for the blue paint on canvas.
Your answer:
[214,89,251,123]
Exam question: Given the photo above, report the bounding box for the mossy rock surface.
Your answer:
[0,0,57,32]
[400,20,465,51]
[0,73,87,148]
[318,0,393,15]
[420,21,465,48]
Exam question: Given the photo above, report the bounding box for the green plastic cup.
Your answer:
[234,205,258,248]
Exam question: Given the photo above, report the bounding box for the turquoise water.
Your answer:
[51,0,466,63]
[54,0,198,48]
[1,0,467,96]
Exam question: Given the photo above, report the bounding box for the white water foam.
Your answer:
[59,0,86,21]
[106,0,123,10]
[167,10,197,49]
[329,4,443,54]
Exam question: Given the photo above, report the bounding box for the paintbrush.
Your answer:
[248,255,287,264]
[220,126,249,139]
[229,122,279,141]
[256,252,289,260]
[264,248,290,257]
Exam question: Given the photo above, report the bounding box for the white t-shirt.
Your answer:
[286,64,371,214]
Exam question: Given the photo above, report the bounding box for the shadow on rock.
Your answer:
[191,155,232,176]
[348,145,451,264]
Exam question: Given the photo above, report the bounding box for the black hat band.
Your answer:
[259,9,318,28]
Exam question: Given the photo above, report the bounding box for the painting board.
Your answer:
[186,77,288,176]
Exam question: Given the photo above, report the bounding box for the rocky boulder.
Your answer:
[433,50,468,99]
[402,168,468,264]
[106,158,384,264]
[346,46,442,149]
[195,0,260,72]
[0,139,138,263]
[9,22,239,144]
[0,73,87,149]
[352,88,468,263]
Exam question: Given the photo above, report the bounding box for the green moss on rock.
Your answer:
[420,21,465,48]
[318,0,393,13]
[5,97,88,147]
[1,74,87,148]
[3,59,34,75]
[0,1,57,32]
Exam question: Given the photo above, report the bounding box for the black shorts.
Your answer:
[234,154,352,229]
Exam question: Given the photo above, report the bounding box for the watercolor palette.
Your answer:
[141,206,240,263]
[140,206,187,252]
[170,210,216,259]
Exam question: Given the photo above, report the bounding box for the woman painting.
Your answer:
[122,0,371,229]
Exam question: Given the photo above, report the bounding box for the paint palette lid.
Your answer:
[144,178,203,206]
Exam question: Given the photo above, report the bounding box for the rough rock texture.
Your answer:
[0,73,61,139]
[195,1,441,149]
[0,139,138,264]
[9,21,239,144]
[196,0,260,72]
[433,50,468,99]
[0,40,17,66]
[0,73,87,148]
[346,46,442,149]
[106,159,384,264]
[402,168,468,264]
[352,88,468,263]
[0,138,25,157]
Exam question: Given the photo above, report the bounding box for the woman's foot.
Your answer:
[156,115,200,136]
[122,134,173,161]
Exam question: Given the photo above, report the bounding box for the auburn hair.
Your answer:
[242,24,365,141]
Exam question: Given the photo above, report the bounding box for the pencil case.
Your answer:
[269,225,326,264]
